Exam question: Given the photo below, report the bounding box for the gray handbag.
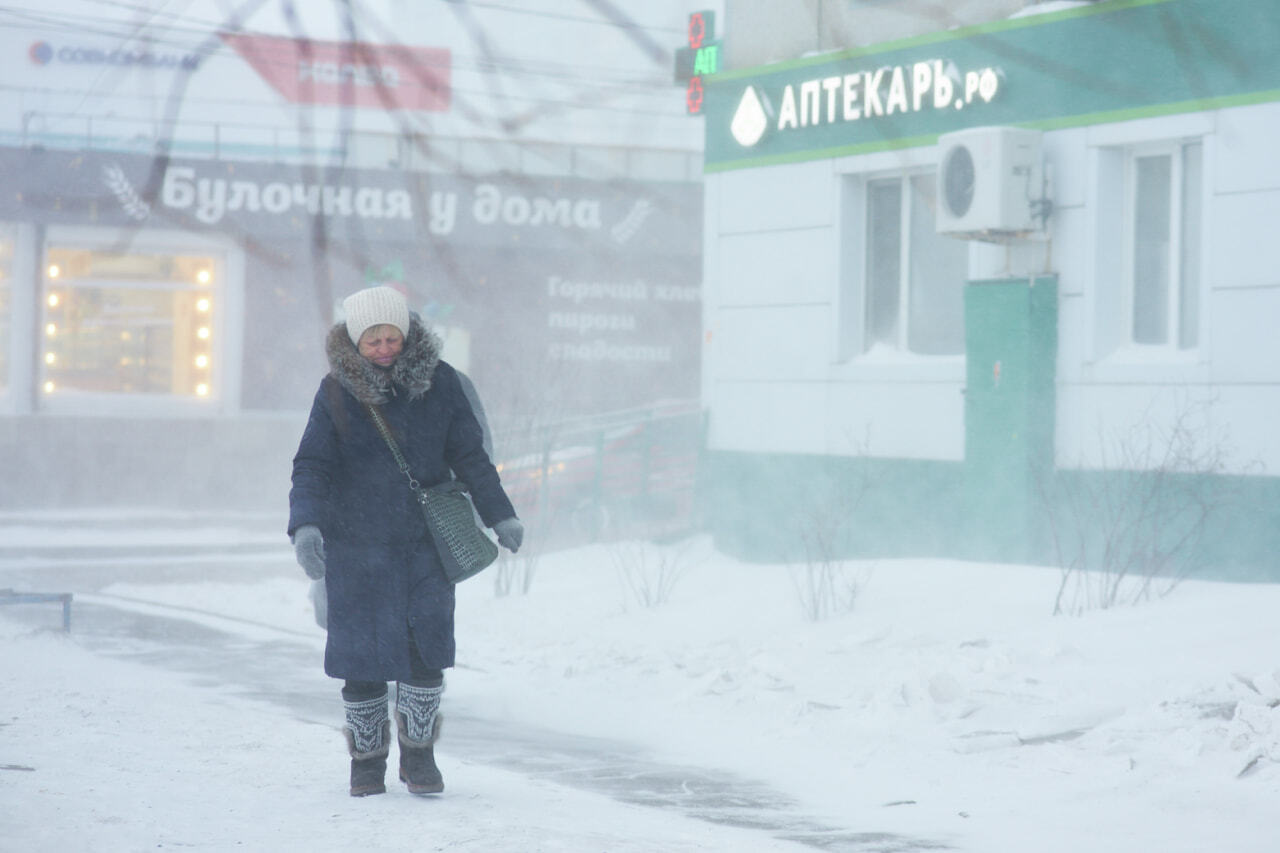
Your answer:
[366,404,499,583]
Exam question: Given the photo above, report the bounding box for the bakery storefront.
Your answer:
[0,148,701,509]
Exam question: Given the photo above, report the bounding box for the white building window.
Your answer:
[858,172,967,356]
[1125,141,1202,349]
[40,246,220,401]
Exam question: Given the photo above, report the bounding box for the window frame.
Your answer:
[35,226,242,417]
[842,168,967,361]
[864,174,909,352]
[1120,139,1202,352]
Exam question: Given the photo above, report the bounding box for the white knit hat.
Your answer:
[342,286,410,345]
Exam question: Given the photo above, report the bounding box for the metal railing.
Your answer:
[493,399,704,547]
[11,110,703,181]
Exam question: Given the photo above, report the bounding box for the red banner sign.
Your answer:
[221,33,450,111]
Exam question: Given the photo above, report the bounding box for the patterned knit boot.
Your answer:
[396,682,444,795]
[343,692,390,797]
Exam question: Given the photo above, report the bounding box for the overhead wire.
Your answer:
[5,0,699,182]
[0,1,680,88]
[70,0,685,37]
[425,0,683,35]
[2,81,685,120]
[3,0,208,130]
[0,0,696,133]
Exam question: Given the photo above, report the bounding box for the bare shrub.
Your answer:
[612,538,696,609]
[488,401,572,597]
[790,537,870,622]
[492,541,541,598]
[788,441,873,622]
[1044,396,1241,615]
[789,490,872,621]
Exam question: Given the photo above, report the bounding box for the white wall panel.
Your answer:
[1042,127,1090,210]
[1214,103,1280,194]
[826,381,964,461]
[1210,385,1280,474]
[1058,383,1197,469]
[717,160,834,233]
[712,305,831,382]
[1055,382,1267,475]
[708,380,827,453]
[1207,287,1280,384]
[1089,146,1125,359]
[1049,205,1089,297]
[1056,292,1088,383]
[711,374,965,460]
[968,240,1049,281]
[1084,112,1213,148]
[1208,189,1280,291]
[716,227,835,307]
[833,144,935,175]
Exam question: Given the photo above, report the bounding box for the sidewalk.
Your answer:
[0,531,944,853]
[0,545,942,850]
[2,600,816,853]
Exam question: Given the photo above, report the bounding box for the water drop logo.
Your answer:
[730,86,769,148]
[29,41,53,65]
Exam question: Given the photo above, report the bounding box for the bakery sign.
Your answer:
[220,33,450,111]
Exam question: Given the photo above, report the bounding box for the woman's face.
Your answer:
[357,324,404,367]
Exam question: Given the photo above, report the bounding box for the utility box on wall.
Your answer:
[964,275,1058,561]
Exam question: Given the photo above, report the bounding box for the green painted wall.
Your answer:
[705,450,1280,581]
[1041,468,1280,584]
[704,451,970,563]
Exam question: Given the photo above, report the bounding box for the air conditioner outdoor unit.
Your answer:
[936,126,1044,240]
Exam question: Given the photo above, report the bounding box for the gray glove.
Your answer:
[493,518,524,553]
[292,525,326,579]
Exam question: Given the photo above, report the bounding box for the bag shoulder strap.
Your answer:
[366,404,423,499]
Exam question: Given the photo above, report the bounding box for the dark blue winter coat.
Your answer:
[288,316,516,681]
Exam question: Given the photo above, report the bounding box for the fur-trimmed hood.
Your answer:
[325,312,442,405]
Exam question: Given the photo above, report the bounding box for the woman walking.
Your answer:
[289,285,522,796]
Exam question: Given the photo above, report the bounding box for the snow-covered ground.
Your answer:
[2,523,1278,851]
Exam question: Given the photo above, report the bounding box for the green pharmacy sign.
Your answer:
[703,0,1280,171]
[728,59,1002,149]
[674,10,721,115]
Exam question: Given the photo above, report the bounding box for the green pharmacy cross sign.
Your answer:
[674,10,720,115]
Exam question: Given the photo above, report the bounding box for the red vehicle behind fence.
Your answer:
[494,400,703,549]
